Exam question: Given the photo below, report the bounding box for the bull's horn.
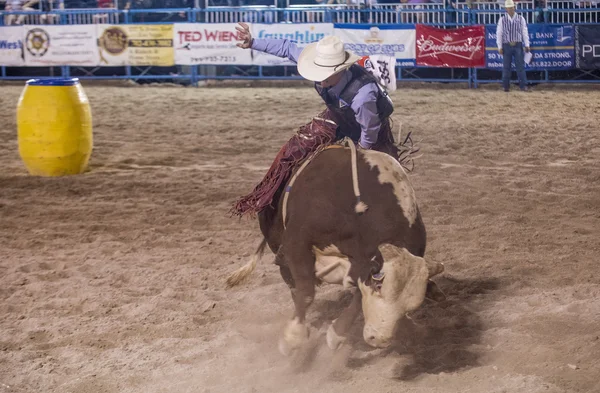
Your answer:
[225,238,268,288]
[426,261,444,278]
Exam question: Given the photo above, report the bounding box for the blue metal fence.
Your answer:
[1,5,599,86]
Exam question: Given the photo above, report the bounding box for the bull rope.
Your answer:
[348,139,368,214]
[282,137,365,230]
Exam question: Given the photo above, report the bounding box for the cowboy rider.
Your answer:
[235,22,396,153]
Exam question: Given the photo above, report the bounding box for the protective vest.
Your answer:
[314,64,394,143]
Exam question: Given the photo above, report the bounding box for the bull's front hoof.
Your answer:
[326,322,346,350]
[278,337,295,357]
[278,318,309,356]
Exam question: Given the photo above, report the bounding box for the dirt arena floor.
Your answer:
[1,82,599,393]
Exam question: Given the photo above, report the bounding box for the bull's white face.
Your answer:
[358,245,430,348]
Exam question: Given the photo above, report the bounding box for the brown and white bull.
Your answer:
[227,146,445,355]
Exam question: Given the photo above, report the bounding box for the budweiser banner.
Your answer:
[358,55,397,91]
[416,25,485,68]
[575,25,600,70]
[334,24,415,67]
[486,25,574,70]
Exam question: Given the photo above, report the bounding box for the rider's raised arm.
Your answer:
[251,39,303,64]
[237,22,302,64]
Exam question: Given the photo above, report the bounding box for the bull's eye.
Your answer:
[370,271,385,294]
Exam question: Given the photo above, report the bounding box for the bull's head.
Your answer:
[357,244,443,348]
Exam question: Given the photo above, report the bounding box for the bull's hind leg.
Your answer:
[275,247,295,289]
[278,241,316,356]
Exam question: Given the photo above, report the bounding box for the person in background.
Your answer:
[496,0,531,92]
[123,0,153,22]
[4,0,37,25]
[92,0,114,23]
[534,0,550,23]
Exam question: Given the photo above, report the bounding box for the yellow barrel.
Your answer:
[17,78,93,177]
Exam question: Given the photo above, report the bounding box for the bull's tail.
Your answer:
[225,237,268,288]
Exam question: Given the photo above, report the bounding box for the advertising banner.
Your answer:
[250,23,334,66]
[0,26,24,66]
[127,25,173,66]
[334,24,416,67]
[97,24,174,66]
[23,25,99,66]
[173,23,252,65]
[416,24,485,68]
[575,25,600,70]
[485,24,574,70]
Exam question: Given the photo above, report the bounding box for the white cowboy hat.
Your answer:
[297,35,361,82]
[504,0,515,7]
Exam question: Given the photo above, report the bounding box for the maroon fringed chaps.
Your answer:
[230,112,338,217]
[230,108,397,218]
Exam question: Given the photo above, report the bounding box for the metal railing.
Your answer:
[203,5,278,22]
[2,4,599,26]
[546,0,600,23]
[1,7,599,87]
[455,1,536,24]
[281,3,447,24]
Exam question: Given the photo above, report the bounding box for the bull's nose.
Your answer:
[363,326,392,348]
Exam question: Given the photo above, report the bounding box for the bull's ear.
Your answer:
[400,256,429,312]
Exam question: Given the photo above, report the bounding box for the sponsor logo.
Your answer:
[364,27,384,44]
[98,27,128,55]
[417,34,484,60]
[0,40,22,50]
[175,29,240,51]
[177,31,203,45]
[556,26,572,43]
[25,28,50,57]
[255,26,324,44]
[582,44,600,57]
